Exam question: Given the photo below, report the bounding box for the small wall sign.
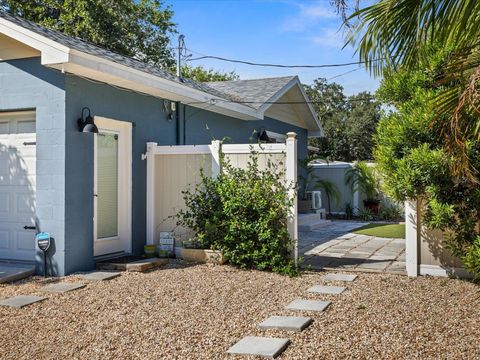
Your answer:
[36,232,51,252]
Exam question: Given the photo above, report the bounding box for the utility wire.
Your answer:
[187,54,385,68]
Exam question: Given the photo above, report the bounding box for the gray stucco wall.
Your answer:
[0,57,66,275]
[64,75,175,274]
[1,57,312,275]
[311,164,354,214]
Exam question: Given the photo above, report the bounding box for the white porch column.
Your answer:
[210,140,222,177]
[405,198,420,276]
[286,132,298,265]
[146,142,157,245]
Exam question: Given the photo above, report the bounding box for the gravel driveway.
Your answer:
[1,261,479,359]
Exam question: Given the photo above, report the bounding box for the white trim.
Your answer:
[258,77,323,134]
[62,50,260,121]
[0,18,70,64]
[93,117,132,256]
[150,144,211,155]
[146,142,157,245]
[419,265,473,279]
[405,199,419,277]
[257,77,299,114]
[222,143,286,154]
[209,140,221,177]
[285,132,298,265]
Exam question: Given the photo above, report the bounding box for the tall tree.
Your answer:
[180,65,239,82]
[305,78,379,161]
[1,0,177,68]
[346,92,381,160]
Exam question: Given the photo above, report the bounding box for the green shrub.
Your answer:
[379,203,403,221]
[374,46,480,278]
[176,149,298,276]
[358,207,374,221]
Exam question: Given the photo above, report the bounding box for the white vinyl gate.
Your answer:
[144,133,299,261]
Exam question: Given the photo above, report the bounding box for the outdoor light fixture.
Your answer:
[77,107,98,133]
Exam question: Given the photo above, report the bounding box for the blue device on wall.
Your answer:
[35,232,51,277]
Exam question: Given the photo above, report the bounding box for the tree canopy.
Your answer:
[305,78,380,162]
[0,0,238,82]
[1,0,177,68]
[344,0,480,178]
[179,65,239,82]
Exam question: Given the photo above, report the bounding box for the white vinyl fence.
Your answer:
[144,132,298,260]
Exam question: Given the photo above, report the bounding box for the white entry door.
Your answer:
[0,111,36,260]
[94,117,132,256]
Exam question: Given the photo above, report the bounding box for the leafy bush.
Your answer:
[357,208,374,221]
[379,203,403,222]
[176,149,298,276]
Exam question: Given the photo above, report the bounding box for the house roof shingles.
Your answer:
[207,76,296,110]
[0,11,244,105]
[0,12,313,121]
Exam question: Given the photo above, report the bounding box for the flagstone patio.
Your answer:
[300,221,406,275]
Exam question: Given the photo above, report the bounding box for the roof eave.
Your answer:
[56,49,261,120]
[0,17,261,121]
[257,76,323,135]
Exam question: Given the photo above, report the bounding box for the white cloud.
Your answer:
[310,28,344,48]
[282,1,338,32]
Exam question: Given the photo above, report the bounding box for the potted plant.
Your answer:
[345,161,380,214]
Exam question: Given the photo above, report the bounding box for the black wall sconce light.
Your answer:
[77,107,98,133]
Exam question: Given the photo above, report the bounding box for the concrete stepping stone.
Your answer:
[227,336,290,358]
[78,271,120,281]
[307,285,346,295]
[321,273,357,282]
[0,295,46,309]
[41,282,86,293]
[258,316,313,332]
[286,299,331,312]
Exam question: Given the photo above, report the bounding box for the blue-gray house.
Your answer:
[0,13,322,275]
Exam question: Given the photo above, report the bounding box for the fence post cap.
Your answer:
[286,132,297,139]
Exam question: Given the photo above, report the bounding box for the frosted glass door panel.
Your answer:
[97,132,118,239]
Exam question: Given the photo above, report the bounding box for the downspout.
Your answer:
[175,101,180,145]
[183,104,186,145]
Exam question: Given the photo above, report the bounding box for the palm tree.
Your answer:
[315,179,340,215]
[344,0,480,176]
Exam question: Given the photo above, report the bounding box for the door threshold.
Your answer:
[94,252,130,262]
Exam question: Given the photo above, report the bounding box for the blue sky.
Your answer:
[167,0,379,95]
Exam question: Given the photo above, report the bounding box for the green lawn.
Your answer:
[353,223,405,238]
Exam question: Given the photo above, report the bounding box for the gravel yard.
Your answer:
[0,261,479,360]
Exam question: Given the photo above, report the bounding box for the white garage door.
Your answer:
[0,111,36,261]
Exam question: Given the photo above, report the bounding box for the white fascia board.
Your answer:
[297,80,323,134]
[257,76,300,114]
[0,18,70,64]
[257,76,323,134]
[59,50,260,120]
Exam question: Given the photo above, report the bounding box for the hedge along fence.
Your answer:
[144,133,298,261]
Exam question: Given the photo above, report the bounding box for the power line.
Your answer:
[186,97,376,106]
[186,54,384,69]
[328,68,362,80]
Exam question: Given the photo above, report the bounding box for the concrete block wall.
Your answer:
[0,57,66,275]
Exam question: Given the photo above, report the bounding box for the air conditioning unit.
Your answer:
[305,191,322,210]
